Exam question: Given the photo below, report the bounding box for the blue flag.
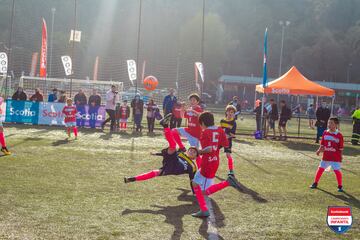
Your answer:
[262,28,268,87]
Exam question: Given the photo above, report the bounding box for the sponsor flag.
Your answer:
[127,60,137,85]
[141,60,146,82]
[93,56,99,80]
[61,56,72,76]
[39,18,47,77]
[0,52,8,74]
[30,52,38,77]
[262,28,268,87]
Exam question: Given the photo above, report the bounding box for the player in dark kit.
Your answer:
[220,105,237,175]
[124,113,198,184]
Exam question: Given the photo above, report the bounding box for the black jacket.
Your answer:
[316,107,330,128]
[88,94,101,107]
[74,93,87,106]
[280,105,292,120]
[12,91,27,101]
[269,104,279,120]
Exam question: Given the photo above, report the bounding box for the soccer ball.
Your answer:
[143,75,158,91]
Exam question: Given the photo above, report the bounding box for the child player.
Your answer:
[192,112,241,218]
[171,93,203,150]
[0,97,11,155]
[220,105,237,176]
[124,113,198,186]
[119,100,130,131]
[310,117,344,192]
[62,98,78,139]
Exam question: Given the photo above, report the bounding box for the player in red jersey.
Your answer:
[310,117,344,192]
[0,97,11,155]
[62,98,78,139]
[119,100,130,131]
[191,112,241,218]
[171,93,203,150]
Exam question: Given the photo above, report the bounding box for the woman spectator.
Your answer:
[58,90,67,103]
[29,88,44,102]
[171,99,184,128]
[12,87,27,101]
[131,94,144,132]
[145,99,158,133]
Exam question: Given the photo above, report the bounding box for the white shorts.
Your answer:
[177,128,199,147]
[193,171,214,191]
[319,160,341,171]
[65,122,76,127]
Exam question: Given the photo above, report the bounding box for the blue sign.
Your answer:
[38,102,65,126]
[5,100,39,124]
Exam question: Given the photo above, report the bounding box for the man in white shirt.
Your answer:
[101,85,119,131]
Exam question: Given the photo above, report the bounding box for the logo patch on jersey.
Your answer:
[324,135,340,143]
[327,206,352,234]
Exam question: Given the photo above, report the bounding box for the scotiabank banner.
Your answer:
[5,100,107,128]
[5,100,39,124]
[38,102,65,125]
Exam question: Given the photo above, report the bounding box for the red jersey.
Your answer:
[62,105,77,123]
[200,126,229,178]
[184,105,203,139]
[321,130,344,162]
[120,106,129,119]
[172,105,183,119]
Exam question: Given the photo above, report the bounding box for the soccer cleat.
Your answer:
[159,113,172,128]
[337,185,343,192]
[1,147,11,155]
[124,177,136,183]
[228,170,235,177]
[309,182,318,189]
[226,175,242,191]
[191,210,210,218]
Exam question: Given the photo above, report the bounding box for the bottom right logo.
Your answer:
[327,206,352,234]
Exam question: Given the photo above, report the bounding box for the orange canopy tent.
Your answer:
[256,66,335,96]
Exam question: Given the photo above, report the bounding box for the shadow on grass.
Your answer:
[233,138,255,146]
[216,176,268,203]
[11,137,44,147]
[121,188,226,240]
[52,139,70,146]
[232,151,271,175]
[318,188,360,210]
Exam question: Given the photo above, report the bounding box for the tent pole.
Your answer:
[331,95,335,116]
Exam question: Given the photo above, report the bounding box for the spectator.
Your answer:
[102,85,119,132]
[351,106,360,145]
[48,88,58,102]
[315,101,331,143]
[171,99,184,128]
[307,104,316,129]
[74,89,87,128]
[145,99,158,133]
[58,90,67,103]
[278,100,292,141]
[228,96,242,119]
[266,99,278,139]
[253,100,267,131]
[12,87,27,101]
[29,88,44,102]
[88,89,101,129]
[118,100,130,131]
[131,94,144,132]
[163,88,177,116]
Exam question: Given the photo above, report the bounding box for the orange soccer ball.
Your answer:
[143,75,158,91]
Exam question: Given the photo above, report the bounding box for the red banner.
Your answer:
[39,18,47,77]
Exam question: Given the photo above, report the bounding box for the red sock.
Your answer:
[120,122,123,129]
[171,129,185,149]
[196,156,202,168]
[334,170,342,186]
[314,167,325,183]
[73,127,78,137]
[193,185,208,211]
[134,170,160,181]
[205,181,230,196]
[124,122,127,129]
[67,128,71,136]
[0,132,6,148]
[227,155,234,171]
[164,128,176,150]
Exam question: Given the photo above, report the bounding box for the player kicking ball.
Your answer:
[124,113,198,185]
[62,98,78,140]
[310,117,344,192]
[192,112,241,218]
